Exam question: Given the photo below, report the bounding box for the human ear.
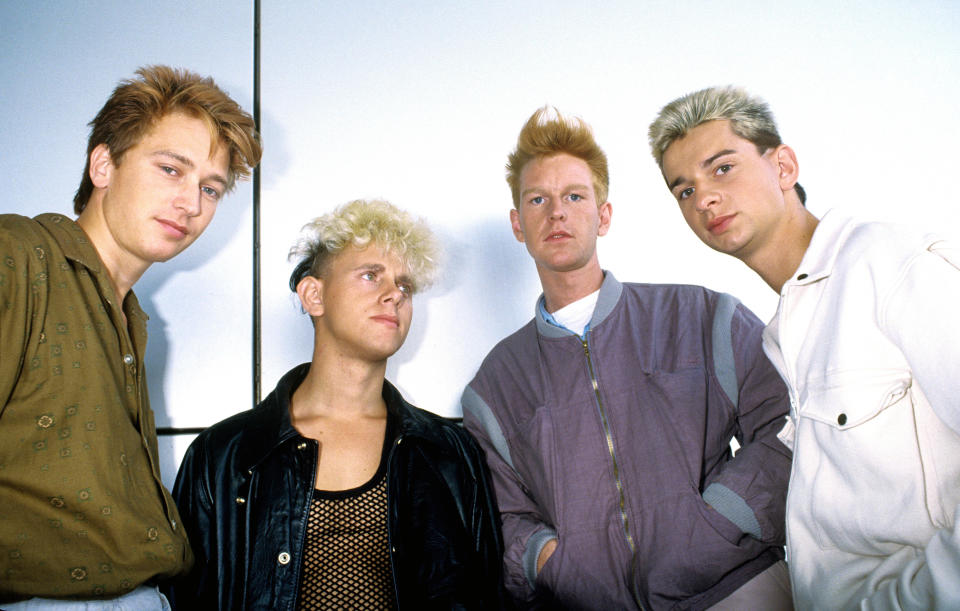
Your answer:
[509,208,526,243]
[296,276,324,317]
[775,145,799,192]
[89,143,114,189]
[597,201,613,237]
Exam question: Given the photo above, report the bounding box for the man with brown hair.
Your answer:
[0,65,261,608]
[461,107,793,609]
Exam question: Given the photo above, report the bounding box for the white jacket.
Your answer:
[763,210,960,610]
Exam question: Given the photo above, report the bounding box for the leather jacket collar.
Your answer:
[237,363,457,475]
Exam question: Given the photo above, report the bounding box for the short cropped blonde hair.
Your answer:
[506,106,609,209]
[288,199,440,294]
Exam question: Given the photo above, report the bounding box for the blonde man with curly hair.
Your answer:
[0,65,260,609]
[651,85,960,609]
[169,200,507,609]
[462,107,792,609]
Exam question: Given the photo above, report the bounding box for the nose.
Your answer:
[547,198,566,220]
[381,284,407,307]
[694,188,720,213]
[173,181,203,217]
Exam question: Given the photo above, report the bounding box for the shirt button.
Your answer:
[297,442,307,450]
[278,552,291,565]
[123,354,134,365]
[797,273,808,281]
[235,497,246,505]
[838,413,847,426]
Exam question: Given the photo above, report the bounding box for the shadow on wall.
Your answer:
[387,215,537,413]
[140,103,289,464]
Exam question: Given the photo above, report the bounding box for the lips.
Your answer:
[371,314,399,328]
[546,230,572,241]
[157,218,188,238]
[707,214,735,235]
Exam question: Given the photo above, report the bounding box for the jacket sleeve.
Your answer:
[455,423,514,610]
[163,435,220,610]
[858,239,960,609]
[462,385,554,606]
[701,299,792,545]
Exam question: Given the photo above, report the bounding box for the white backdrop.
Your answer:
[3,0,959,488]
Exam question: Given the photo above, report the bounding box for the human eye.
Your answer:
[201,185,221,200]
[360,270,377,281]
[160,165,178,176]
[529,195,545,206]
[715,163,732,176]
[398,282,413,295]
[677,187,694,201]
[568,193,583,202]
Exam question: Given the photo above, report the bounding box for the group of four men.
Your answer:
[1,66,957,610]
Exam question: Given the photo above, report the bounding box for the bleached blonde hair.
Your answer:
[288,199,440,293]
[648,85,805,203]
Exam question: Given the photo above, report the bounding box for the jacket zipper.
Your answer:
[582,338,646,610]
[385,435,402,609]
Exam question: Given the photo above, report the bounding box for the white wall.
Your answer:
[3,0,959,488]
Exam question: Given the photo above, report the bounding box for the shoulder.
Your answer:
[0,214,45,252]
[0,213,38,233]
[824,219,954,297]
[617,281,734,327]
[619,280,716,304]
[841,218,939,263]
[186,397,283,467]
[473,317,539,372]
[1,213,72,242]
[194,407,261,444]
[397,400,479,456]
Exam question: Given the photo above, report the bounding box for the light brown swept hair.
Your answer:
[73,65,262,214]
[506,106,609,209]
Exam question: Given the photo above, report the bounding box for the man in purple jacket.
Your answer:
[461,107,793,610]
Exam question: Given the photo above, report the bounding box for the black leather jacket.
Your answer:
[165,364,507,610]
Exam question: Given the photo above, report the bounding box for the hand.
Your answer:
[537,538,558,574]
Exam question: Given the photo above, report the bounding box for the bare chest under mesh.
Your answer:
[296,474,396,610]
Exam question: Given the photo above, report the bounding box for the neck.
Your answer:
[744,206,820,294]
[77,201,148,305]
[537,258,604,313]
[291,341,389,419]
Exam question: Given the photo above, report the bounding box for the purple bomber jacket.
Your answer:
[462,272,791,610]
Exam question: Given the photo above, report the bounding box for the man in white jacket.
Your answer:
[647,85,960,610]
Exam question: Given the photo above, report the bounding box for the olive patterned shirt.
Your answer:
[0,213,192,602]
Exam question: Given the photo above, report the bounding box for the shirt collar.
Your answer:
[535,271,622,338]
[34,213,103,275]
[782,208,858,289]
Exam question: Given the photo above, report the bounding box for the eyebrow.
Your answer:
[354,263,415,290]
[354,263,385,273]
[520,183,592,198]
[153,150,228,187]
[667,149,737,191]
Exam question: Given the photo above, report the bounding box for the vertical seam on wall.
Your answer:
[158,1,263,438]
[252,0,262,405]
